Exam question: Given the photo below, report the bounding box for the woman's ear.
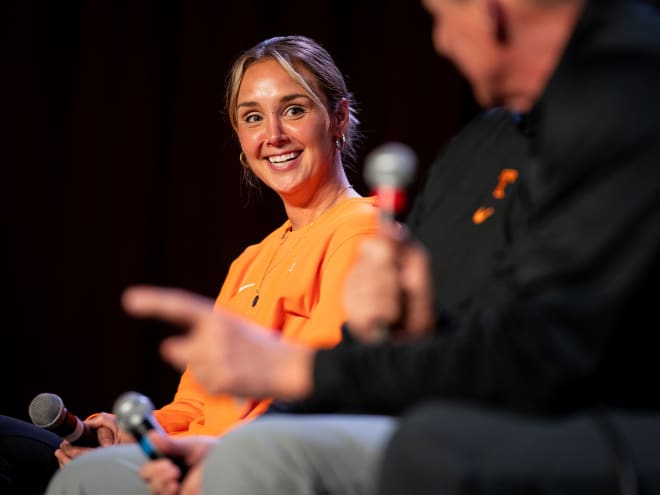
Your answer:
[334,97,350,133]
[486,0,508,43]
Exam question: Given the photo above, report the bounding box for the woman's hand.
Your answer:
[138,434,216,495]
[54,412,125,466]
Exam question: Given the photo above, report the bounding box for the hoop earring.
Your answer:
[335,133,346,151]
[239,151,249,168]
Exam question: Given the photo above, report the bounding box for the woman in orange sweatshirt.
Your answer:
[147,38,378,438]
[63,34,378,448]
[0,35,377,494]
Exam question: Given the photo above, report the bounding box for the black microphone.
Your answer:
[28,392,99,447]
[364,141,417,223]
[113,391,188,475]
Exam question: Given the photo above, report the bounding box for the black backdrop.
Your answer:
[3,0,477,420]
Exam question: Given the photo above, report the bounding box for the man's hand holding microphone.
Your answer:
[343,142,436,344]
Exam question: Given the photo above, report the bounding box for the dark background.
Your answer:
[3,0,478,420]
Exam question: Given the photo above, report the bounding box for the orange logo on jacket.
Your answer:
[472,206,495,224]
[472,168,519,224]
[492,169,519,199]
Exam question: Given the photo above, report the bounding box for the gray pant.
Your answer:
[45,414,397,495]
[46,443,152,495]
[204,414,396,495]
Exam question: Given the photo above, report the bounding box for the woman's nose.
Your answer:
[266,117,288,146]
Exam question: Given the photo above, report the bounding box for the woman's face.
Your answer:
[235,58,336,201]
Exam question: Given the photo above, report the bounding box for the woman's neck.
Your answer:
[285,182,360,231]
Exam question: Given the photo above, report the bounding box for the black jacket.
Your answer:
[300,0,660,416]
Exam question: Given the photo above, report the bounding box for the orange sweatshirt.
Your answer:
[152,197,378,436]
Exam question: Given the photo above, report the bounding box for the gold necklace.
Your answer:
[251,185,353,307]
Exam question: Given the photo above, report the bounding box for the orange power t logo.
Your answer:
[472,168,519,224]
[492,169,519,199]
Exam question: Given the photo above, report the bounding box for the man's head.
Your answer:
[421,0,586,112]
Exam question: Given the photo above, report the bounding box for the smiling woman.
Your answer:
[225,37,364,225]
[232,57,352,228]
[0,35,379,494]
[150,34,379,437]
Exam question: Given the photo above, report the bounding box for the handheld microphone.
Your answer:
[364,141,417,223]
[363,142,417,340]
[113,391,188,475]
[28,393,99,447]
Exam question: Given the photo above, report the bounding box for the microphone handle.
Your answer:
[373,185,406,223]
[47,411,99,447]
[373,187,410,341]
[130,418,189,476]
[64,414,99,447]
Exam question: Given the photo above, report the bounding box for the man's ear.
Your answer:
[485,0,509,43]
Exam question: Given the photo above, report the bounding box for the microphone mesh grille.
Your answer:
[28,392,64,427]
[364,142,417,188]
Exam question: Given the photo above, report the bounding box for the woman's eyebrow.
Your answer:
[237,93,311,111]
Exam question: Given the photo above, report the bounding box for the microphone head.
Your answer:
[364,141,417,189]
[29,392,65,428]
[113,391,155,431]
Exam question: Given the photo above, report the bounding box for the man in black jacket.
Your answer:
[47,0,660,494]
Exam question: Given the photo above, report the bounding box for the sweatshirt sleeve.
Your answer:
[152,367,206,434]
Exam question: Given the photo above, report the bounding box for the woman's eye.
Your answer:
[244,113,262,124]
[285,105,306,118]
